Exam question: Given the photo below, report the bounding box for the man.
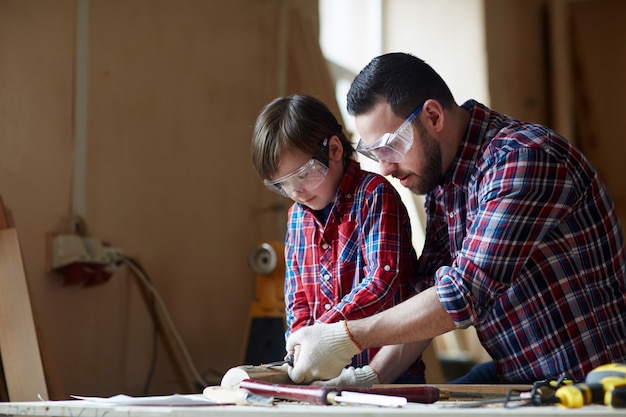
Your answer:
[285,52,626,385]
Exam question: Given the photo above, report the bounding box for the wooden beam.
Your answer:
[0,227,49,400]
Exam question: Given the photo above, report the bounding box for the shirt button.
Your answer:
[448,212,455,218]
[322,243,329,250]
[346,194,352,199]
[323,274,331,281]
[384,265,391,272]
[324,304,331,310]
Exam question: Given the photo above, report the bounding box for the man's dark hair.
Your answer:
[347,52,455,119]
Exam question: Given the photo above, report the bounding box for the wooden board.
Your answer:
[0,227,48,401]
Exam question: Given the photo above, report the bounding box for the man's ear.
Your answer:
[327,135,343,161]
[423,99,445,132]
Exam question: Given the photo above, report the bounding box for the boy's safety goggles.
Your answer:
[264,158,329,197]
[356,103,424,163]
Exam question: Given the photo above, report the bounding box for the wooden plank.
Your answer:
[0,227,49,401]
[433,384,532,397]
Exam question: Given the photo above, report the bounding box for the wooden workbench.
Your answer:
[0,398,618,417]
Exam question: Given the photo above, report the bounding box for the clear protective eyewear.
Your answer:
[264,158,329,197]
[356,103,424,163]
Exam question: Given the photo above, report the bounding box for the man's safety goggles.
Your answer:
[264,158,329,197]
[356,103,424,163]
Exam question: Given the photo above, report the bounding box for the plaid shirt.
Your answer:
[284,159,423,374]
[429,100,626,382]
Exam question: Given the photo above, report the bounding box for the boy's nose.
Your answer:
[289,186,304,198]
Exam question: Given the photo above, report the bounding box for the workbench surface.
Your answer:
[0,399,619,417]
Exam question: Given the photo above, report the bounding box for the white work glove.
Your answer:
[286,321,362,384]
[311,365,380,387]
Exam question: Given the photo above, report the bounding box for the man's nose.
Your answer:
[378,160,396,176]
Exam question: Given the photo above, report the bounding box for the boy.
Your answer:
[251,95,428,385]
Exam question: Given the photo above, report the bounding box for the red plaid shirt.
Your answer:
[430,101,626,382]
[284,160,424,375]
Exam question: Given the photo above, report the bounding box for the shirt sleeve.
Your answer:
[436,147,580,327]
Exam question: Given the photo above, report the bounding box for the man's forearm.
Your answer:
[348,286,456,349]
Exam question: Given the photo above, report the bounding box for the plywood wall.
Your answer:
[0,0,337,397]
[484,0,549,125]
[486,0,626,224]
[568,0,626,223]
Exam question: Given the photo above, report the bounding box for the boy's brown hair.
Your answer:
[251,95,353,180]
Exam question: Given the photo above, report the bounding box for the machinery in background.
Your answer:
[241,241,286,365]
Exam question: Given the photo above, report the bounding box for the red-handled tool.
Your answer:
[238,379,443,405]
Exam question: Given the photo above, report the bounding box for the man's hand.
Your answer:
[311,365,379,387]
[286,321,362,383]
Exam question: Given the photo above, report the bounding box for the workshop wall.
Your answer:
[0,0,623,399]
[485,0,626,224]
[0,0,338,398]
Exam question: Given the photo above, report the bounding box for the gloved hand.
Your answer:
[286,321,362,384]
[311,365,380,387]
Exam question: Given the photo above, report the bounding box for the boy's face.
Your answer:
[271,144,342,211]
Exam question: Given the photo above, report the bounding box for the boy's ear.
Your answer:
[328,135,343,161]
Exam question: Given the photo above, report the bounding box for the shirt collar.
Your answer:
[335,159,360,200]
[446,100,491,189]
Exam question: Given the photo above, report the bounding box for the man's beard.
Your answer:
[407,127,444,195]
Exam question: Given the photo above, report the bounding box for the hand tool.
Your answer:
[607,385,626,408]
[445,377,568,408]
[554,381,604,407]
[555,363,626,408]
[202,386,274,406]
[237,379,409,406]
[450,364,626,409]
[585,363,626,384]
[238,378,441,404]
[550,363,626,408]
[261,354,294,368]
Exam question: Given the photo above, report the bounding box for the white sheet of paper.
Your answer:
[71,394,217,406]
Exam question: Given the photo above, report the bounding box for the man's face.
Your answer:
[355,101,443,195]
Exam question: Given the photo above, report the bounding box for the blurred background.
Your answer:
[0,0,624,398]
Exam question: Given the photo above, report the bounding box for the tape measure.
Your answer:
[585,363,626,384]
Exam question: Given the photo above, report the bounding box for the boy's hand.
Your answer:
[311,365,379,387]
[286,321,361,383]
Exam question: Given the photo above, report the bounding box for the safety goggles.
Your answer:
[356,103,424,163]
[264,158,329,197]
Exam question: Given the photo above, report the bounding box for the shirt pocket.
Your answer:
[337,220,360,262]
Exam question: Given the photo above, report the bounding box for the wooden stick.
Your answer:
[0,227,48,401]
[221,364,291,388]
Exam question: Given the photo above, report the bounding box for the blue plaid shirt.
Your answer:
[284,160,424,375]
[430,100,626,382]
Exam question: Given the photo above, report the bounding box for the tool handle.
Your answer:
[608,386,626,408]
[555,383,604,408]
[239,379,334,405]
[239,379,442,404]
